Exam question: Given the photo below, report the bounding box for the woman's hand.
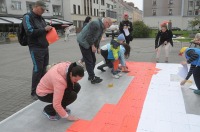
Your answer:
[180,79,187,86]
[155,48,158,52]
[67,115,79,121]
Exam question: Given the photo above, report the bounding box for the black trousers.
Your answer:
[125,35,131,45]
[37,83,81,116]
[98,49,113,69]
[79,45,96,78]
[193,66,200,90]
[29,47,49,95]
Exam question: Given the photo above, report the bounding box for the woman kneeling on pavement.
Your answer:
[179,47,200,95]
[36,62,84,121]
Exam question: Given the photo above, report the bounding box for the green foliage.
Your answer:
[132,21,151,38]
[188,17,200,30]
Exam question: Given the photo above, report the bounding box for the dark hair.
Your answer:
[122,43,131,59]
[66,62,84,88]
[84,16,92,23]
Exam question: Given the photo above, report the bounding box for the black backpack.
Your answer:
[17,13,31,46]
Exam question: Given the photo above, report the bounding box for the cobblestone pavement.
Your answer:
[0,35,190,121]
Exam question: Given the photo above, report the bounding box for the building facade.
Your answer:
[143,0,200,30]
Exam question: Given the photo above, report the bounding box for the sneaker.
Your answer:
[42,110,60,121]
[91,76,103,84]
[112,74,120,79]
[88,76,100,80]
[117,73,122,77]
[194,90,200,95]
[97,66,106,72]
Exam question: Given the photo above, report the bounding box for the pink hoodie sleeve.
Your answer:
[52,79,68,118]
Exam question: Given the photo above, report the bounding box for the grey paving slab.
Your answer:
[0,34,199,127]
[0,63,133,132]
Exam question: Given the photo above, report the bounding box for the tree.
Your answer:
[132,21,151,38]
[188,16,200,30]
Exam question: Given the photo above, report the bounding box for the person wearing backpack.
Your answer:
[22,1,52,99]
[119,13,133,45]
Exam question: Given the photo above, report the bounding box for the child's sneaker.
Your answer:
[42,110,60,121]
[117,72,122,77]
[112,74,120,79]
[116,70,122,77]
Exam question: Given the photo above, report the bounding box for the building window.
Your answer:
[101,0,105,5]
[169,0,173,5]
[196,1,200,6]
[111,5,113,9]
[189,1,193,7]
[188,10,193,15]
[97,9,99,16]
[152,0,156,6]
[78,5,80,14]
[90,7,92,15]
[94,0,95,3]
[97,0,98,4]
[11,1,21,10]
[153,10,156,16]
[73,5,76,14]
[102,11,105,17]
[73,20,77,27]
[195,10,199,15]
[94,8,96,16]
[107,4,109,8]
[169,9,172,15]
[53,5,61,16]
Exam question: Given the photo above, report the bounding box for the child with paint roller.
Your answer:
[179,47,200,95]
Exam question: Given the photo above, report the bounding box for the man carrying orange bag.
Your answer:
[22,1,52,99]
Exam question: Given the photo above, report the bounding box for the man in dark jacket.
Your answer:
[77,17,112,84]
[22,1,52,99]
[119,13,133,45]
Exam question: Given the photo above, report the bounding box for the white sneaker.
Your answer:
[117,72,122,77]
[112,74,120,79]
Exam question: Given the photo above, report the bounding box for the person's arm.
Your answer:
[129,21,133,33]
[185,64,196,80]
[186,49,199,64]
[119,22,123,33]
[155,31,160,49]
[86,21,100,47]
[22,15,47,37]
[52,84,68,118]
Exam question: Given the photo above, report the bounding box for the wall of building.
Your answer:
[143,16,196,30]
[143,0,182,17]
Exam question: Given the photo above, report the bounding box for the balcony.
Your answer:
[53,12,62,16]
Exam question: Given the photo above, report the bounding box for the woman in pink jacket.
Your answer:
[36,62,84,121]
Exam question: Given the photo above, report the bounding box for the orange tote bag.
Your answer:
[46,27,59,44]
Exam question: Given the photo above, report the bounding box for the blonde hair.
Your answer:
[195,33,200,40]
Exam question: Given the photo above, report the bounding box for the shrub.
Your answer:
[132,21,151,38]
